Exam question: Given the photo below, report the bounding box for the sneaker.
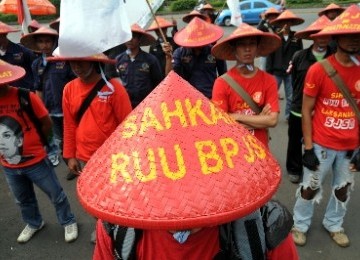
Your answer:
[328,229,350,247]
[291,227,306,246]
[289,174,300,184]
[65,223,78,243]
[49,154,60,167]
[91,230,96,244]
[66,171,78,181]
[17,221,45,243]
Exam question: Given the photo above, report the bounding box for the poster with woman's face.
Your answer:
[0,116,30,165]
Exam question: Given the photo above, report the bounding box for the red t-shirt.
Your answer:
[93,220,219,260]
[0,87,48,168]
[212,67,279,147]
[303,55,360,150]
[62,78,132,161]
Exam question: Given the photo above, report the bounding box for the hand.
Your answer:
[161,42,173,58]
[67,158,82,175]
[302,148,319,171]
[350,151,360,172]
[260,104,272,116]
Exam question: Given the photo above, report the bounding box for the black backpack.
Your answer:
[17,88,48,146]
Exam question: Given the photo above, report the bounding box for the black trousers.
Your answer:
[286,113,303,176]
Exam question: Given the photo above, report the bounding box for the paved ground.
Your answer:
[1,7,360,260]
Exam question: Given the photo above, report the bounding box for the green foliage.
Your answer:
[170,0,197,11]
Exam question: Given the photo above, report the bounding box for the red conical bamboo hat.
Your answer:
[0,21,19,34]
[77,71,281,230]
[270,9,304,27]
[0,59,25,85]
[318,3,345,17]
[295,15,332,40]
[174,17,223,47]
[147,16,174,31]
[312,4,360,37]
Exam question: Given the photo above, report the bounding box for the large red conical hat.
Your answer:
[174,17,223,47]
[295,15,332,40]
[312,4,360,37]
[131,23,156,46]
[77,71,281,230]
[318,3,345,17]
[0,59,25,85]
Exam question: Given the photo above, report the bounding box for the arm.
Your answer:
[231,105,279,129]
[301,94,316,150]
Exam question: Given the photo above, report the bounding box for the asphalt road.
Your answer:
[1,7,360,260]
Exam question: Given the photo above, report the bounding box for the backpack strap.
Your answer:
[75,78,106,124]
[102,222,140,260]
[17,88,49,146]
[221,73,262,115]
[319,59,360,122]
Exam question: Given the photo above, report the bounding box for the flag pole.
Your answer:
[145,0,168,43]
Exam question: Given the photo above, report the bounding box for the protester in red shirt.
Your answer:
[47,53,132,243]
[0,60,78,244]
[291,5,360,248]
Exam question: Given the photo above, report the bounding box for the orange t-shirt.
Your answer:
[62,78,132,161]
[303,55,360,150]
[212,67,279,147]
[0,87,48,168]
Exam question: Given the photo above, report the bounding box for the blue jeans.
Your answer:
[293,143,355,233]
[2,158,76,229]
[275,74,292,120]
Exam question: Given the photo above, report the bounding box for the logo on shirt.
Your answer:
[13,53,24,61]
[206,54,216,64]
[355,80,360,92]
[139,62,150,72]
[117,63,128,72]
[252,92,262,103]
[56,61,66,70]
[305,83,316,89]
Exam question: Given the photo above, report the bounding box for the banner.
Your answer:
[227,0,242,27]
[58,0,132,57]
[17,0,32,34]
[124,0,165,28]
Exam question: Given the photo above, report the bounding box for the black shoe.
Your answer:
[66,172,78,181]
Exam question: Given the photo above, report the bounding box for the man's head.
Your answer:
[34,35,57,56]
[334,34,360,55]
[318,3,344,21]
[125,32,142,51]
[69,60,97,81]
[231,36,260,65]
[20,27,59,55]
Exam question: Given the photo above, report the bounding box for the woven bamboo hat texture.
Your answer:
[0,59,25,85]
[270,9,304,27]
[147,16,174,31]
[212,23,281,60]
[20,27,58,53]
[131,23,156,46]
[182,10,209,23]
[0,21,19,34]
[77,71,281,230]
[47,52,115,64]
[318,3,345,17]
[295,15,332,40]
[174,17,223,47]
[312,4,360,38]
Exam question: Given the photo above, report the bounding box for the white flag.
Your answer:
[58,0,132,57]
[123,0,165,28]
[227,0,242,27]
[18,0,32,35]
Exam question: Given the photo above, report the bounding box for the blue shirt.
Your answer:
[172,45,227,99]
[32,57,75,115]
[1,41,36,91]
[116,49,163,108]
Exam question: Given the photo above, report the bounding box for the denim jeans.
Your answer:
[2,158,76,228]
[50,115,64,152]
[275,74,292,120]
[293,143,355,233]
